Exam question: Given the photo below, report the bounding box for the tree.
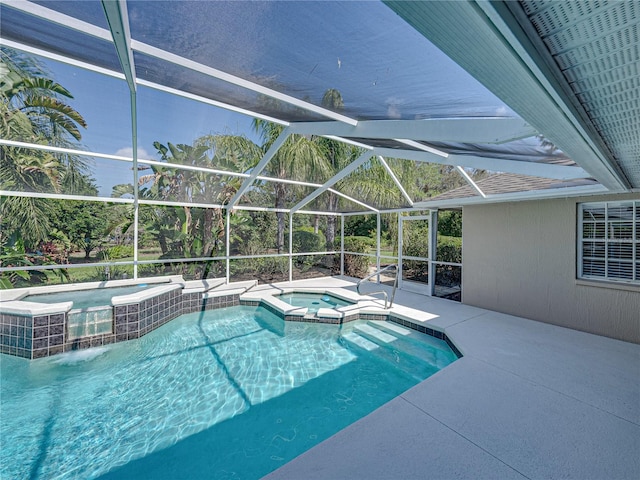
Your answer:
[50,199,109,258]
[317,89,361,248]
[124,134,260,262]
[0,47,88,250]
[1,48,86,143]
[252,119,330,253]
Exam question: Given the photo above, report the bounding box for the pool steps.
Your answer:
[339,322,444,380]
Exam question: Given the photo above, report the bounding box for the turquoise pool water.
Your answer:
[22,284,153,310]
[0,305,458,479]
[277,292,353,312]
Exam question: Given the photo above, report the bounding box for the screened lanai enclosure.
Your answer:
[1,0,638,299]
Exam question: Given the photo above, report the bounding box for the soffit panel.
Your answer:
[520,0,640,187]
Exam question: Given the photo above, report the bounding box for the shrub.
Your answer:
[339,235,376,253]
[436,235,462,264]
[97,244,134,260]
[331,236,371,278]
[292,227,326,254]
[438,210,462,237]
[292,227,326,270]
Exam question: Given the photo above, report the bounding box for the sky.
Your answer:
[45,58,261,196]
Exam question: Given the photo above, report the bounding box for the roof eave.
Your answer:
[384,0,631,191]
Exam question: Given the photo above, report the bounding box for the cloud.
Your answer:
[385,97,404,119]
[495,106,509,116]
[114,147,151,160]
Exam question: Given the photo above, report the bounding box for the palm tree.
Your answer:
[1,48,87,144]
[0,47,88,250]
[252,119,330,253]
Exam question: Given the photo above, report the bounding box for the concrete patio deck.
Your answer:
[263,276,640,480]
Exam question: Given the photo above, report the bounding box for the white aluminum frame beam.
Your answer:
[395,139,448,158]
[0,138,256,181]
[101,0,136,92]
[0,39,286,126]
[378,156,414,206]
[0,38,126,80]
[132,40,358,126]
[136,78,288,126]
[0,139,130,161]
[328,188,379,213]
[0,190,134,204]
[373,147,590,180]
[3,0,112,40]
[289,118,536,143]
[456,166,486,198]
[227,128,291,208]
[290,150,375,213]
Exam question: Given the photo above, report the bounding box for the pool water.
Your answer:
[22,284,153,310]
[277,292,354,312]
[0,305,458,480]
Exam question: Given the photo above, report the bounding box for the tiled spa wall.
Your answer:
[0,289,241,360]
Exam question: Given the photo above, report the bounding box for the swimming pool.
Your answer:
[0,305,458,479]
[22,284,152,309]
[276,292,354,312]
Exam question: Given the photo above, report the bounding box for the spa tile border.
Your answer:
[0,290,241,360]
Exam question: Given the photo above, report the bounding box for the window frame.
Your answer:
[577,201,639,285]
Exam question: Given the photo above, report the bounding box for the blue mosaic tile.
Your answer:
[33,316,49,327]
[49,345,64,355]
[33,327,48,339]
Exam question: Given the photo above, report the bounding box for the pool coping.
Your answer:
[239,286,462,357]
[0,275,183,302]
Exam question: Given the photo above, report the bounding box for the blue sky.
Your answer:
[46,58,261,196]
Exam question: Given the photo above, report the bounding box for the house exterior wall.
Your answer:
[462,193,640,344]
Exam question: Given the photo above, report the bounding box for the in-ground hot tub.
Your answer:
[22,284,153,310]
[275,292,354,313]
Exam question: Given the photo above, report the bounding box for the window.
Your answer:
[578,201,639,284]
